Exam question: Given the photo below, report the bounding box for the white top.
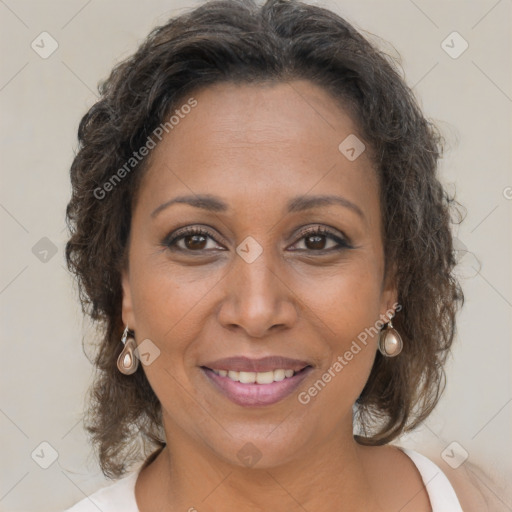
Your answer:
[63,447,463,511]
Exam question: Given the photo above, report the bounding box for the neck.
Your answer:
[136,419,385,511]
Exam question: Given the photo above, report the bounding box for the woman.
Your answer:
[63,0,491,510]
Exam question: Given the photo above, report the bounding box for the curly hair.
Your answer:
[65,0,465,479]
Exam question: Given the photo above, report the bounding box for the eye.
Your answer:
[162,225,352,254]
[289,226,352,252]
[162,226,225,252]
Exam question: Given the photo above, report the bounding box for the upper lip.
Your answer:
[201,356,311,373]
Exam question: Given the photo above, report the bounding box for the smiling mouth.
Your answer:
[200,365,313,407]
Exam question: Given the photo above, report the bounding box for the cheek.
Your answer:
[293,259,382,402]
[128,252,224,359]
[299,255,383,338]
[126,257,216,412]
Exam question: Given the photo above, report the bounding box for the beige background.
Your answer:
[0,0,511,510]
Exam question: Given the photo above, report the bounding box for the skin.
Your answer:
[121,80,433,511]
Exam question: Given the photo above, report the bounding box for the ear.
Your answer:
[121,268,137,329]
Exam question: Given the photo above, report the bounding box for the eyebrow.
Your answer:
[150,193,365,220]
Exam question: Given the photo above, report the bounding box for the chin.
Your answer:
[202,424,315,470]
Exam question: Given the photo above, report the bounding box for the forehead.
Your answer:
[136,80,379,226]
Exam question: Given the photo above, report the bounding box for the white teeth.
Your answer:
[211,368,300,383]
[228,370,239,381]
[239,371,256,383]
[255,371,274,384]
[273,369,285,381]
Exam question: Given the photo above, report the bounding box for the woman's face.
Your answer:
[122,80,397,468]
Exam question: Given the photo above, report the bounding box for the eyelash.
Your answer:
[162,225,352,254]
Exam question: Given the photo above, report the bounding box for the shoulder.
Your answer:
[424,450,511,512]
[62,471,139,512]
[359,444,432,511]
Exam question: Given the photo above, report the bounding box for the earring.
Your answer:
[117,326,139,375]
[378,316,403,357]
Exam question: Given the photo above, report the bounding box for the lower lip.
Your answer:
[201,367,313,407]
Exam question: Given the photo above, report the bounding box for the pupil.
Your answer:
[307,235,325,250]
[186,234,206,250]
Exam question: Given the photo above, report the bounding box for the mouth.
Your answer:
[200,356,313,407]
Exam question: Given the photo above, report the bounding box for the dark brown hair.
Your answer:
[65,0,465,479]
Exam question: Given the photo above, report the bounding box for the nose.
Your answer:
[217,246,299,338]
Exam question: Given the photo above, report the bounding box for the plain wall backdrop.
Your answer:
[0,0,511,510]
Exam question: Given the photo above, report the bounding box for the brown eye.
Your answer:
[163,227,225,252]
[183,233,208,250]
[304,234,329,250]
[291,226,352,252]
